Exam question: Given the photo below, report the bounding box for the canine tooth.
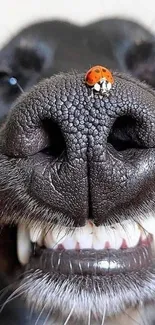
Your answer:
[75,223,93,249]
[29,226,43,243]
[17,224,31,265]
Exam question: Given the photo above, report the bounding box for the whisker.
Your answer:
[0,285,28,313]
[28,302,36,323]
[88,308,91,325]
[9,77,24,94]
[135,220,149,237]
[63,305,75,325]
[121,309,141,325]
[0,270,31,301]
[42,304,53,325]
[136,306,147,325]
[35,304,48,325]
[0,275,33,313]
[51,233,67,250]
[16,81,24,94]
[101,307,106,325]
[0,288,29,311]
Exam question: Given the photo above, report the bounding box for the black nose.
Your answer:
[2,73,155,226]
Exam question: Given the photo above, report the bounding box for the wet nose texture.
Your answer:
[2,72,155,225]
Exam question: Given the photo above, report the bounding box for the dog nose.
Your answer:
[1,73,155,226]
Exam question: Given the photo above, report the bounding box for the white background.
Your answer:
[0,0,155,47]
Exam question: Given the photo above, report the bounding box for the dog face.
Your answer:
[1,18,155,325]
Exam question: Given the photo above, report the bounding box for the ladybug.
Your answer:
[85,65,114,96]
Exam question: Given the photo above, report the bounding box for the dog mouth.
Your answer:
[15,216,155,276]
[1,212,155,321]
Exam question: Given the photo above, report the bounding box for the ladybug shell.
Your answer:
[85,65,114,86]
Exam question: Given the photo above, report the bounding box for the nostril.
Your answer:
[107,115,146,152]
[40,119,66,158]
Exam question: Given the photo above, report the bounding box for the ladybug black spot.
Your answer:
[95,69,100,73]
[102,68,106,72]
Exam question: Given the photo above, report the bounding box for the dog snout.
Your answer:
[1,73,155,225]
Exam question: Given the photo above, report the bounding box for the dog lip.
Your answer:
[28,239,153,276]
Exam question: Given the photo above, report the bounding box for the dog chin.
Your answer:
[20,269,149,324]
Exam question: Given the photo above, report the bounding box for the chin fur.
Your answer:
[18,268,155,324]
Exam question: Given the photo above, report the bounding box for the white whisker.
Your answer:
[88,308,91,325]
[35,304,48,325]
[0,270,31,301]
[101,307,106,325]
[42,304,53,325]
[63,305,75,325]
[0,275,33,313]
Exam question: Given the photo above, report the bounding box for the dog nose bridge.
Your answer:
[64,103,111,163]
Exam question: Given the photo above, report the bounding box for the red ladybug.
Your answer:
[85,65,114,96]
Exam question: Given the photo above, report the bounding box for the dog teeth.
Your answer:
[17,217,151,265]
[75,223,93,249]
[92,237,104,250]
[52,227,67,243]
[140,214,155,235]
[113,221,141,248]
[29,226,43,243]
[63,236,76,249]
[122,221,141,247]
[94,225,110,249]
[44,230,55,249]
[17,224,31,265]
[105,226,122,250]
